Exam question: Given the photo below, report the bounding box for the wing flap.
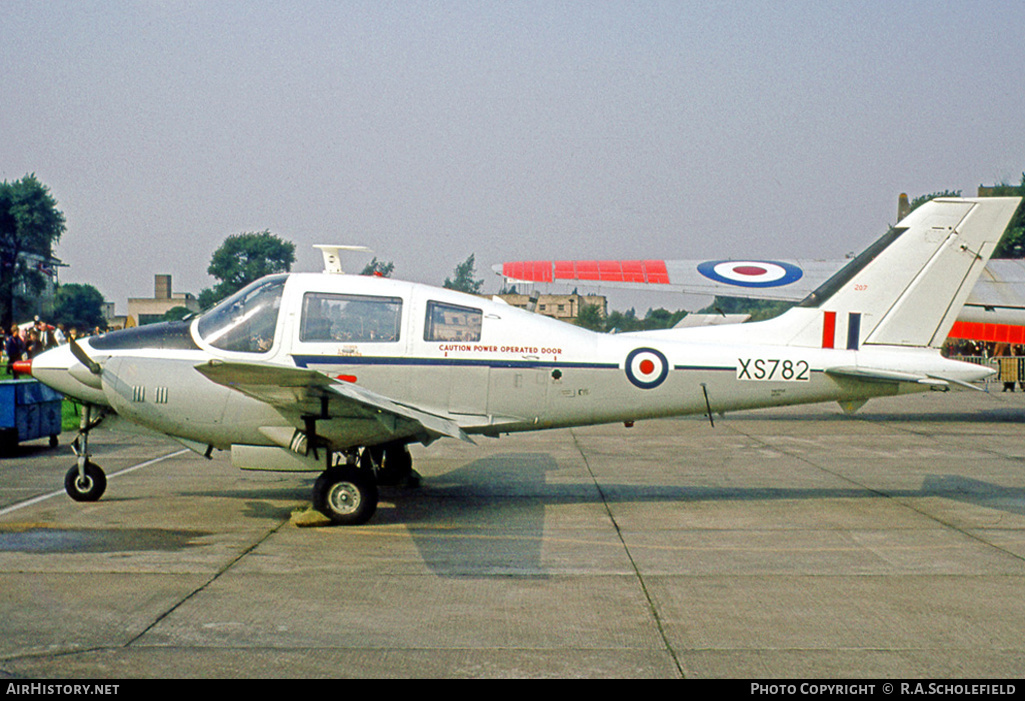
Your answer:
[195,361,473,445]
[327,379,474,443]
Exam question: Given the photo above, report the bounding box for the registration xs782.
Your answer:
[736,358,811,382]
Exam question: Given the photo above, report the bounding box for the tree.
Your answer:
[199,230,295,308]
[598,306,691,333]
[197,287,221,311]
[0,174,66,328]
[444,253,484,294]
[605,307,640,333]
[360,257,395,277]
[161,306,193,322]
[53,283,106,332]
[698,296,794,322]
[986,174,1025,258]
[908,189,962,213]
[574,301,606,331]
[641,307,687,329]
[907,179,1025,258]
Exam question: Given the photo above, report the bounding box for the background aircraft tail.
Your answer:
[758,197,1021,349]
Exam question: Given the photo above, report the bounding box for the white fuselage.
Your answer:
[30,273,992,455]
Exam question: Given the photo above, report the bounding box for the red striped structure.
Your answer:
[948,321,1025,345]
[502,260,670,285]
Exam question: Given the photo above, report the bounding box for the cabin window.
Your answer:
[300,293,402,343]
[424,301,482,342]
[197,276,286,353]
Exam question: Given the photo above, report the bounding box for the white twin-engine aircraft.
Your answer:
[20,197,1022,525]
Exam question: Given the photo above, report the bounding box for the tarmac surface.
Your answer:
[1,388,1024,679]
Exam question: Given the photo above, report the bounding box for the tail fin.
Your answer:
[770,197,1021,349]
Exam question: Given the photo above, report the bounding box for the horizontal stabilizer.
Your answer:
[826,366,948,386]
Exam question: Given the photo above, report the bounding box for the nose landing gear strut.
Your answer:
[65,404,107,502]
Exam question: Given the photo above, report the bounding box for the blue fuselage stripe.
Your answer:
[674,365,734,372]
[291,355,618,370]
[293,356,823,375]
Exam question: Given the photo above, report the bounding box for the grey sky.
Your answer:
[3,0,1024,315]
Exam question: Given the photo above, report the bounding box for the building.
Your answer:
[127,274,200,326]
[496,292,606,322]
[9,250,63,322]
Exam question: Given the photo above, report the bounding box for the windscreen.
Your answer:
[196,276,286,353]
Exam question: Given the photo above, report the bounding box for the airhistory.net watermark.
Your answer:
[6,684,119,696]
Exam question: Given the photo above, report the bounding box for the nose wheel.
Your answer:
[66,403,107,502]
[64,460,106,502]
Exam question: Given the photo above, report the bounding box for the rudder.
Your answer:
[775,197,1022,349]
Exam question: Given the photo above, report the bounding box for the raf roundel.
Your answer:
[624,348,669,389]
[696,260,804,288]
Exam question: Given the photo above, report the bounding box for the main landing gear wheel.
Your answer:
[312,465,378,525]
[64,461,107,502]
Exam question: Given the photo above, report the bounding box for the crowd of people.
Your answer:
[945,339,1025,392]
[944,338,1025,361]
[944,339,991,358]
[2,318,102,377]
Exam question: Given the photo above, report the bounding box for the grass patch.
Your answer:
[62,400,81,432]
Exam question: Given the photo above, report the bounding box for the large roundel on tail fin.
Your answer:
[625,348,669,389]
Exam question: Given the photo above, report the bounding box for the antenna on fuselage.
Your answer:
[313,245,373,274]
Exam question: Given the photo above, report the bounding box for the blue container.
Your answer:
[0,379,63,452]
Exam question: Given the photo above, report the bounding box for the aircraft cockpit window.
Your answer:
[301,293,402,343]
[196,276,286,353]
[424,301,483,342]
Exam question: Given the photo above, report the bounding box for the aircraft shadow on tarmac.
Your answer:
[736,403,1025,424]
[63,453,1023,577]
[379,453,1025,578]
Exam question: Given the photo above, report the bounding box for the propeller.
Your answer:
[69,337,102,376]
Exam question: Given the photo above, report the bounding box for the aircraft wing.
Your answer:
[494,258,840,301]
[496,258,1025,304]
[495,258,1025,340]
[195,361,473,446]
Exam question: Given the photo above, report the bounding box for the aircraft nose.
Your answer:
[11,359,32,376]
[28,343,109,406]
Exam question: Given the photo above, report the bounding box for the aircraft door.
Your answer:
[448,366,490,415]
[488,367,547,424]
[421,299,491,418]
